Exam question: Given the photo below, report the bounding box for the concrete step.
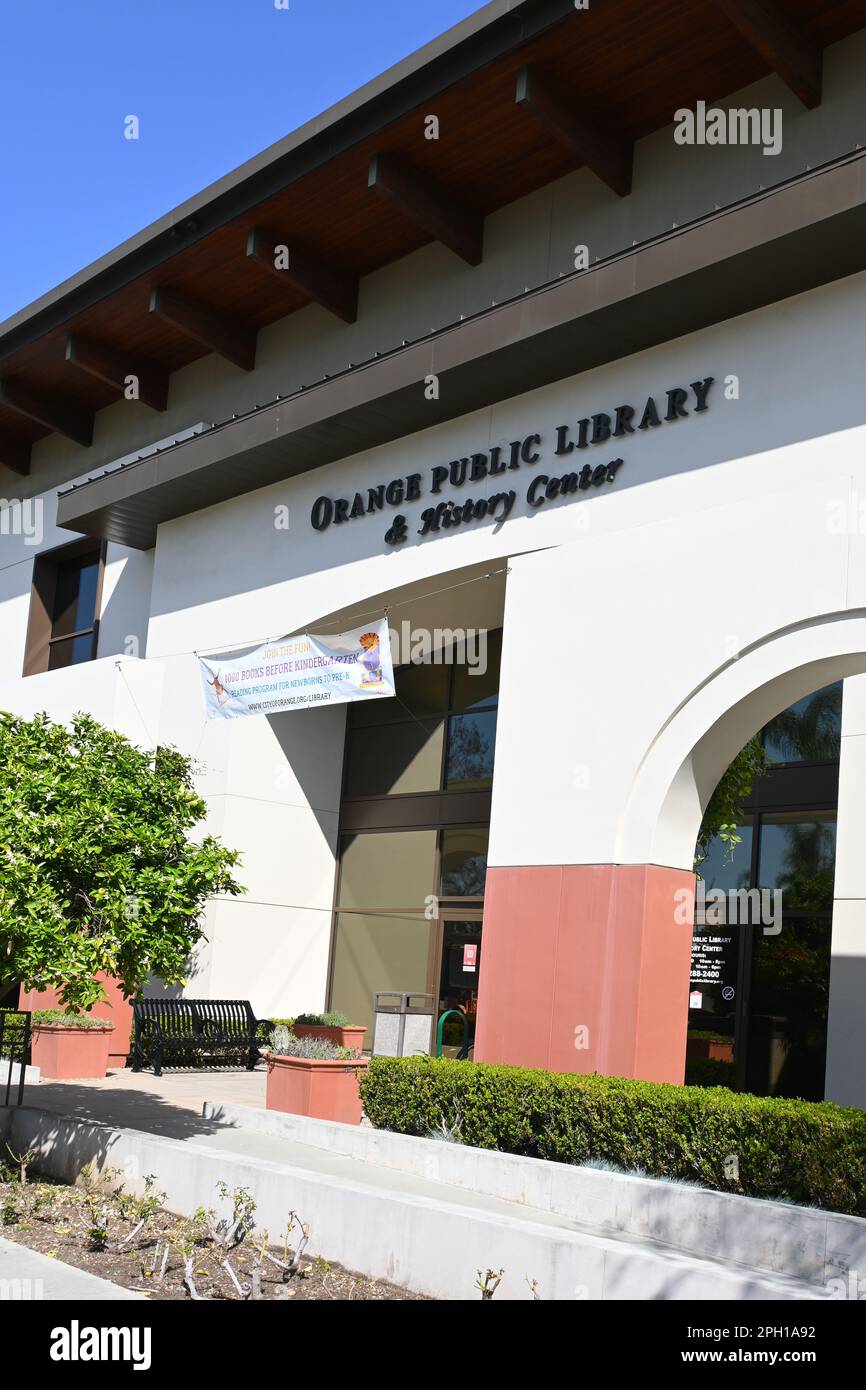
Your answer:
[2,1104,833,1301]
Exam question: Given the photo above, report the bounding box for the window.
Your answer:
[329,825,489,1035]
[24,540,105,676]
[330,829,438,1035]
[330,632,501,1032]
[440,826,488,897]
[342,630,501,801]
[337,829,438,910]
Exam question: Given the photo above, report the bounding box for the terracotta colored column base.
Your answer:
[474,864,695,1084]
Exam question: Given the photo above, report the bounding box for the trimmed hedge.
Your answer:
[684,1058,736,1088]
[359,1056,866,1217]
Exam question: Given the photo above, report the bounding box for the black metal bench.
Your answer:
[131,999,271,1076]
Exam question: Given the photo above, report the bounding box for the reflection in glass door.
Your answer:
[687,821,753,1090]
[744,811,836,1100]
[688,682,841,1101]
[435,913,483,1057]
[688,812,836,1099]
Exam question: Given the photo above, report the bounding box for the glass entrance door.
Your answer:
[435,913,483,1056]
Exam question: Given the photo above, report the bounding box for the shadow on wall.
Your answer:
[826,951,866,1106]
[5,1080,232,1165]
[267,703,347,847]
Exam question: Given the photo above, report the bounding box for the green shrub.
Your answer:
[359,1056,866,1217]
[684,1057,736,1087]
[256,1017,293,1042]
[293,1011,352,1027]
[32,1010,113,1029]
[268,1027,354,1060]
[0,1008,28,1054]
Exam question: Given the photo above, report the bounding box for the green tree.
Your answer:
[0,712,244,1011]
[695,735,771,866]
[762,684,842,763]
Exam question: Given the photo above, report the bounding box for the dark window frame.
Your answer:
[23,538,106,677]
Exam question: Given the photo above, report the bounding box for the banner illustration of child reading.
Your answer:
[357,630,385,688]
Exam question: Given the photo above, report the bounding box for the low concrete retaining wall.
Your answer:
[204,1101,866,1290]
[0,1104,845,1301]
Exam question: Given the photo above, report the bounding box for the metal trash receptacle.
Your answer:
[372,992,435,1057]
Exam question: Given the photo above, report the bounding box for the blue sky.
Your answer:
[0,0,481,322]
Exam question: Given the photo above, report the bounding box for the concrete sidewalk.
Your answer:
[19,1065,267,1137]
[0,1237,143,1301]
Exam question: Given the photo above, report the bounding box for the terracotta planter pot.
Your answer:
[266,1053,369,1124]
[20,975,132,1068]
[31,1024,114,1080]
[292,1023,367,1051]
[687,1036,735,1064]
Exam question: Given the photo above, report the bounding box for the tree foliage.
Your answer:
[762,684,841,763]
[695,735,772,866]
[0,712,244,1011]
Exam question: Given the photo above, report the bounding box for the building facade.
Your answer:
[2,0,866,1104]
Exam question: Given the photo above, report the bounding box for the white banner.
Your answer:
[199,618,395,719]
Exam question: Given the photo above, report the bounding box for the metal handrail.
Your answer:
[435,1009,470,1060]
[0,1009,31,1107]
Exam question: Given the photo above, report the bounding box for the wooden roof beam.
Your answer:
[516,66,633,198]
[65,335,169,412]
[246,229,359,324]
[0,435,31,476]
[0,378,93,447]
[148,286,257,372]
[712,0,822,109]
[368,152,484,266]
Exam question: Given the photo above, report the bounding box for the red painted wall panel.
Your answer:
[475,863,695,1084]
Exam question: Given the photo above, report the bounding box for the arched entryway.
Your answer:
[475,556,866,1105]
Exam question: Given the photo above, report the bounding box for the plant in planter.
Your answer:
[291,1010,367,1052]
[265,1026,368,1125]
[30,1009,115,1080]
[686,1029,735,1063]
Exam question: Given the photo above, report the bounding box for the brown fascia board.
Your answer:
[56,151,866,551]
[0,0,577,360]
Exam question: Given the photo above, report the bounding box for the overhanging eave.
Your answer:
[56,153,866,551]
